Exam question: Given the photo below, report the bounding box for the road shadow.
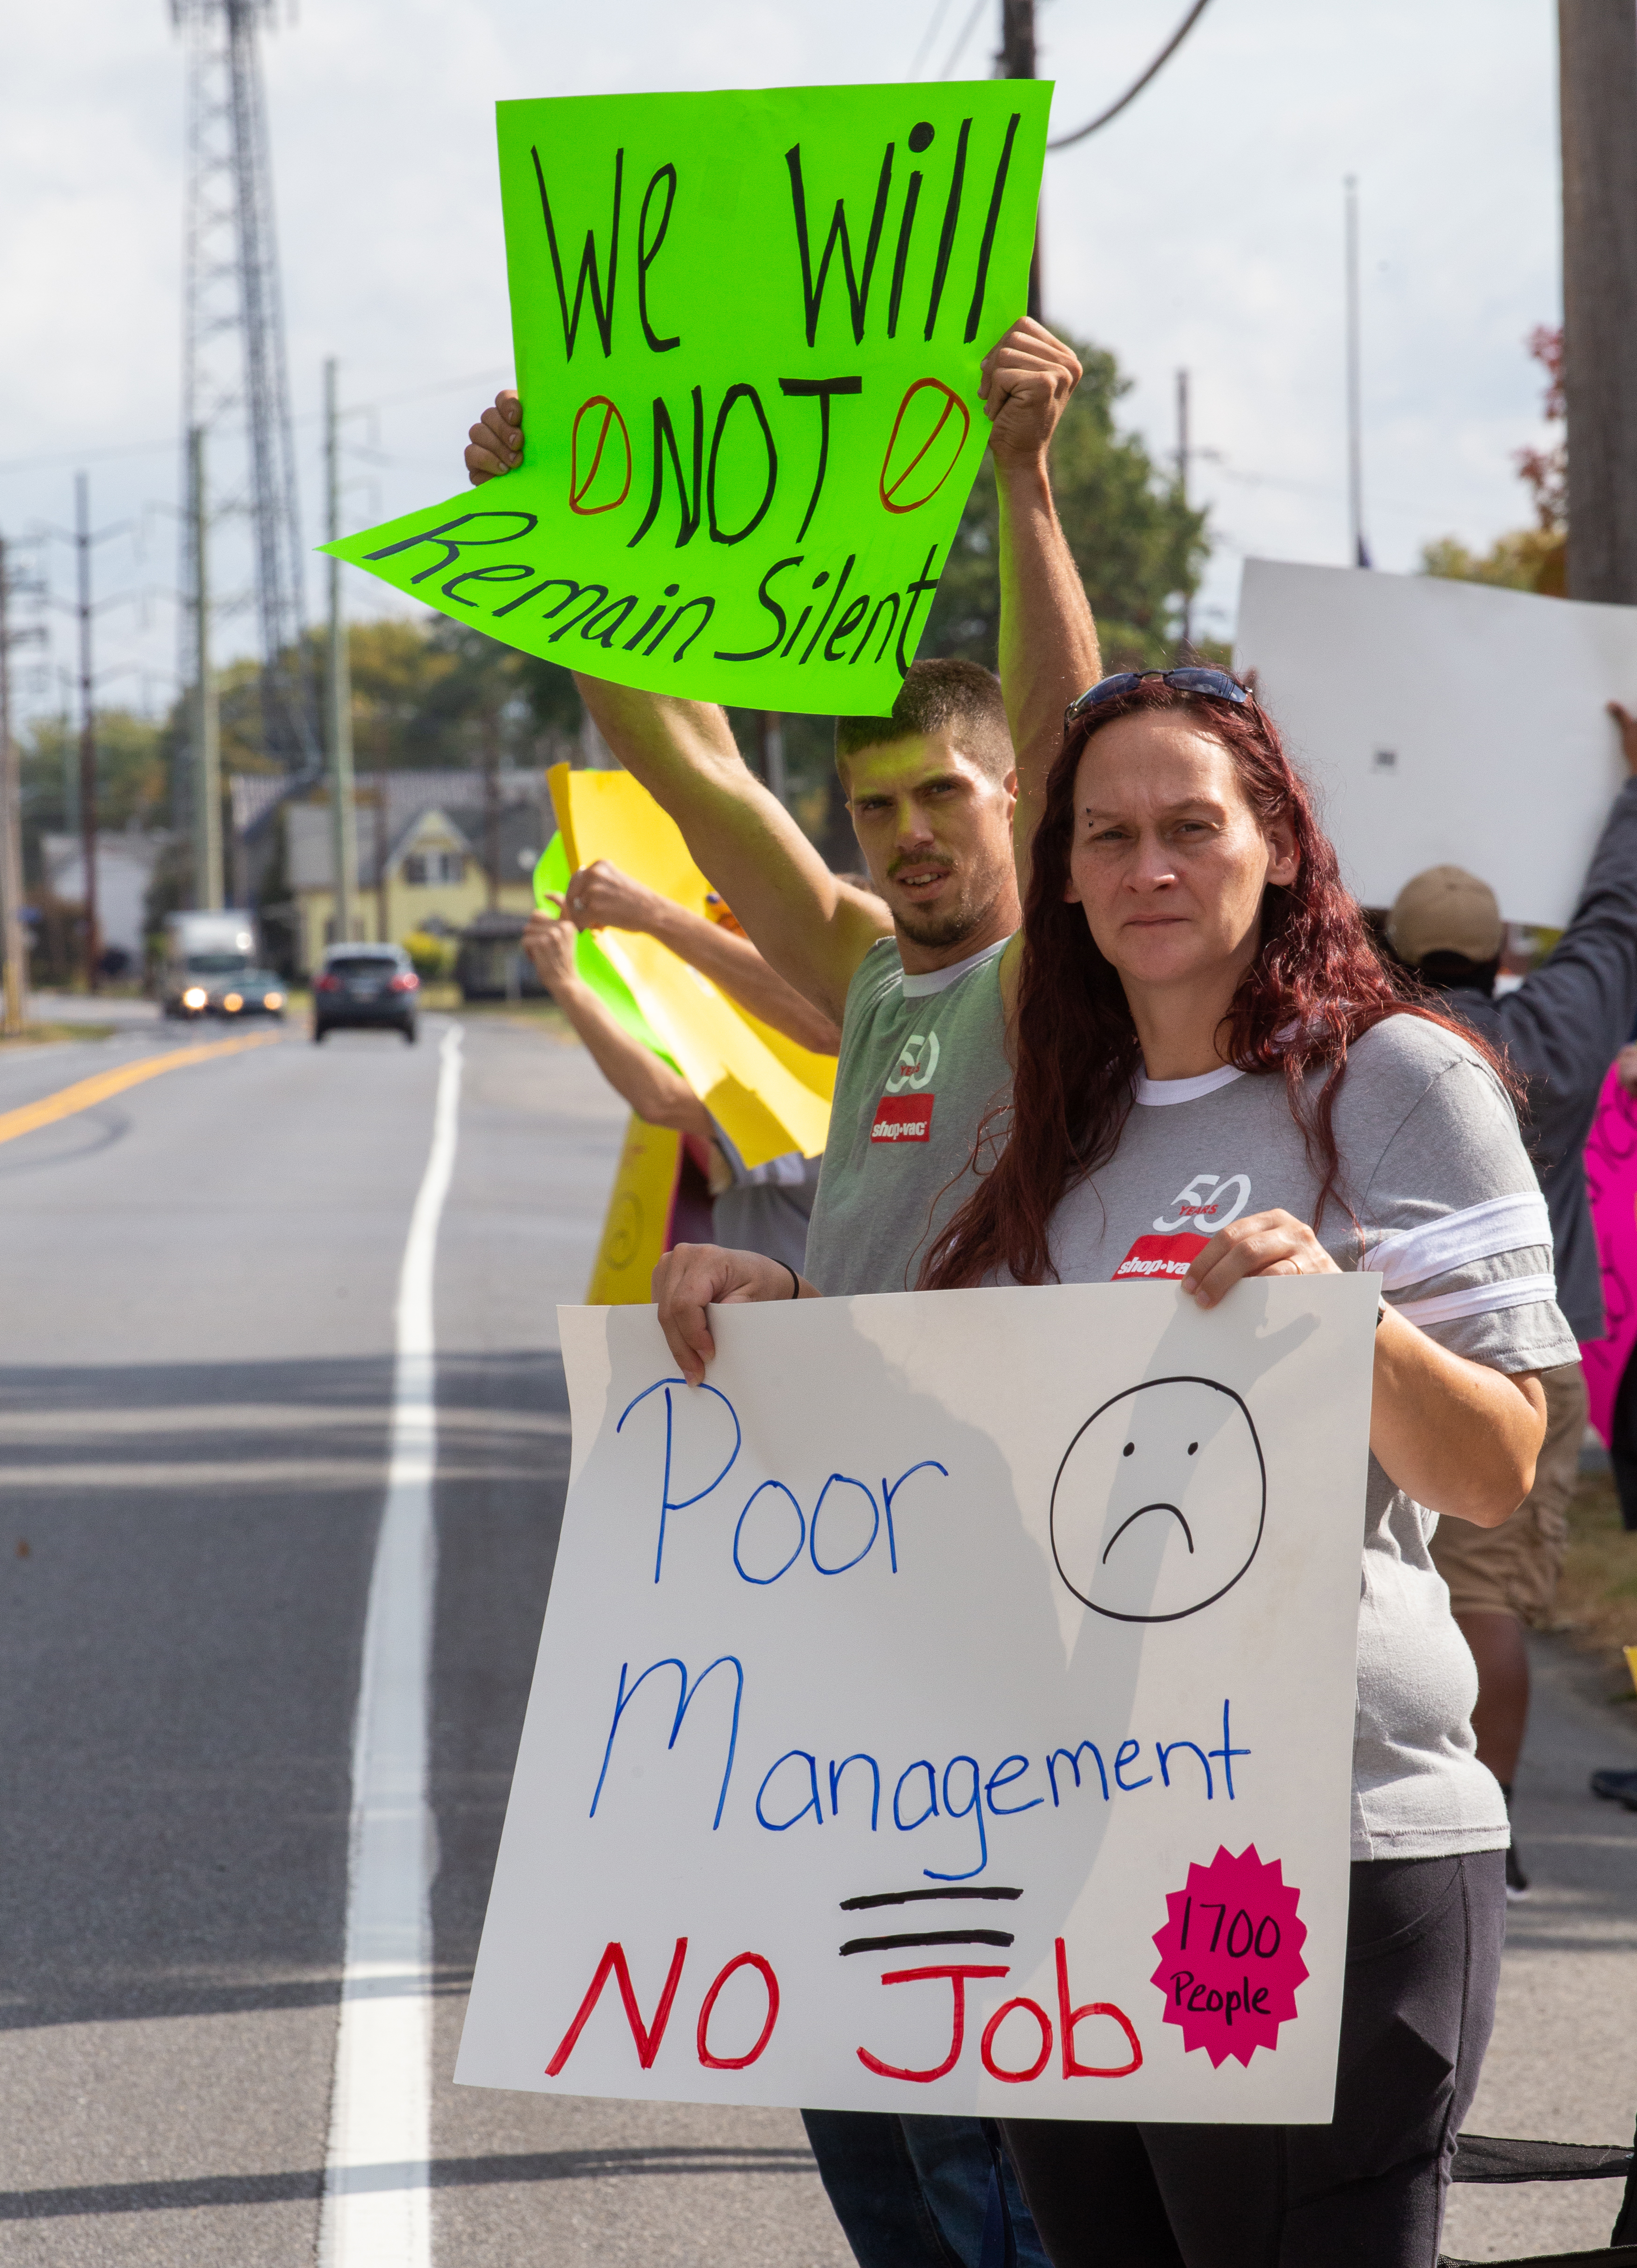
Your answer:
[0,1347,572,2035]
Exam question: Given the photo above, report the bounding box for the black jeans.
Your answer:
[1000,1850,1506,2268]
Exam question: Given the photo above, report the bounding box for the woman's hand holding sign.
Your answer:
[1181,1209,1340,1309]
[654,1243,818,1384]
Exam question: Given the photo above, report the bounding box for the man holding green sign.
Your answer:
[408,74,1092,2268]
[468,340,1093,2268]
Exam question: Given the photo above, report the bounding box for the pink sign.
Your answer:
[1150,1846,1309,2070]
[1579,1064,1637,1445]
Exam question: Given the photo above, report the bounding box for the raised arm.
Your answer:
[980,322,1101,900]
[1493,706,1637,1137]
[523,903,716,1139]
[467,389,886,1023]
[553,859,841,1054]
[572,679,888,1028]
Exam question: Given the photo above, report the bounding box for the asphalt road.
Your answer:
[1438,1632,1637,2265]
[0,1007,1631,2266]
[0,1011,847,2267]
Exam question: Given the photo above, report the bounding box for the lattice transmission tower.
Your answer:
[173,0,317,782]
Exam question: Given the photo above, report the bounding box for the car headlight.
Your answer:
[264,991,284,1010]
[223,992,243,1012]
[182,986,207,1009]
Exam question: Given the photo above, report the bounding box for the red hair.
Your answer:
[922,676,1516,1289]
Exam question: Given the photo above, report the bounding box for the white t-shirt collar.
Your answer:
[899,936,1010,1000]
[1133,1064,1245,1106]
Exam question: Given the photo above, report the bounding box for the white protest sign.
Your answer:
[1234,558,1637,928]
[458,1278,1376,2122]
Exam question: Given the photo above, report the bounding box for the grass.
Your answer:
[0,1021,118,1046]
[1553,1469,1637,1700]
[450,995,574,1037]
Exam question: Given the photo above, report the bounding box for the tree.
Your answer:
[1422,328,1567,596]
[18,707,168,885]
[923,338,1208,671]
[295,617,581,772]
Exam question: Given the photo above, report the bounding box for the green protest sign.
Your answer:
[324,81,1050,715]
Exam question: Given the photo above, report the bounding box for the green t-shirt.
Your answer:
[803,935,1011,1296]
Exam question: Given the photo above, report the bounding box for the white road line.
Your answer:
[319,1024,463,2268]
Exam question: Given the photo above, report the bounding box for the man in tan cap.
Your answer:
[1387,700,1637,1897]
[1389,865,1507,970]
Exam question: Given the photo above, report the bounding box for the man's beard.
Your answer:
[890,873,1000,951]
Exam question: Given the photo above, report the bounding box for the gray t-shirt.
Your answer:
[803,935,1012,1296]
[1041,1013,1578,1863]
[711,1136,821,1278]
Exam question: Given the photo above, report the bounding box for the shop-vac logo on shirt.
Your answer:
[1113,1172,1253,1279]
[872,1031,940,1143]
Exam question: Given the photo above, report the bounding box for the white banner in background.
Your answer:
[1235,558,1637,929]
[457,1278,1377,2123]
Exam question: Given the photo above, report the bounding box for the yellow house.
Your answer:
[284,770,549,973]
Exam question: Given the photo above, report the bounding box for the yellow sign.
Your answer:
[585,1114,680,1305]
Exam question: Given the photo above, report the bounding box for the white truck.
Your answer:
[160,910,260,1018]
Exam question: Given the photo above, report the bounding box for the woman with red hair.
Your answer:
[924,668,1568,2268]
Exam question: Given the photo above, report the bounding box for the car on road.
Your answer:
[161,910,262,1018]
[312,945,419,1044]
[176,968,288,1020]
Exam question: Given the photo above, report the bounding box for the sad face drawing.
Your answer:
[1050,1376,1266,1623]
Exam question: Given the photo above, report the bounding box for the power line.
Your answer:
[939,0,990,78]
[0,368,511,481]
[909,0,961,77]
[1048,0,1214,149]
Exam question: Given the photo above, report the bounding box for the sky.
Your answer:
[0,0,1561,727]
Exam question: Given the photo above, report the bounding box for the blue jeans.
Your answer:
[801,2110,1050,2268]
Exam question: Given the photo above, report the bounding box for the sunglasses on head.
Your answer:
[1063,667,1251,731]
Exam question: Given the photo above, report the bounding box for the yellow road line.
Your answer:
[0,1028,286,1150]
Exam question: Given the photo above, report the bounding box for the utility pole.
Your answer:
[1175,370,1193,655]
[189,427,223,910]
[44,486,133,984]
[324,358,357,944]
[0,538,28,1037]
[761,714,787,807]
[1559,0,1637,602]
[999,0,1043,319]
[74,473,102,990]
[1344,176,1370,569]
[372,780,389,944]
[481,706,501,913]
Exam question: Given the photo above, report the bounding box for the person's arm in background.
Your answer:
[983,321,1101,926]
[550,859,841,1054]
[572,682,888,1028]
[1493,700,1637,1148]
[465,389,888,1027]
[522,903,716,1140]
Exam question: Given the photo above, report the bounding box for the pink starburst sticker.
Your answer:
[1149,1845,1308,2069]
